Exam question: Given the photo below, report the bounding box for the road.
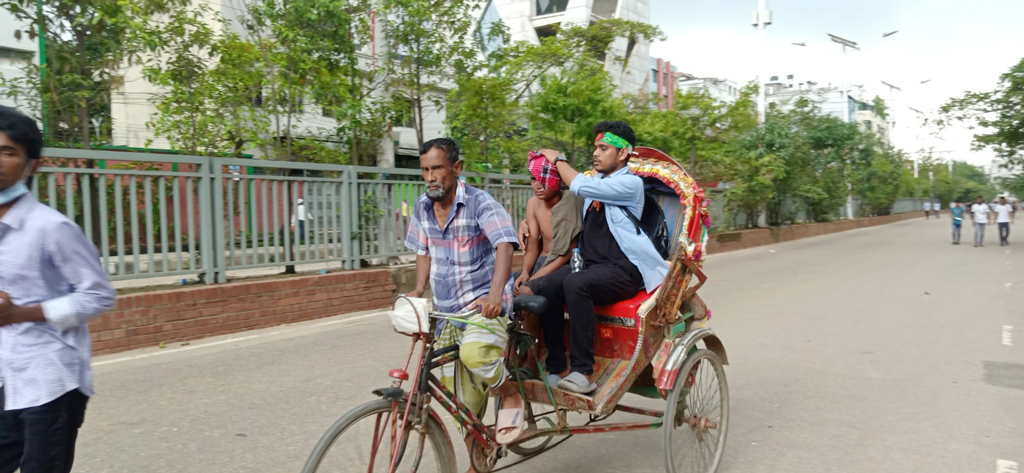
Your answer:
[77,217,1023,473]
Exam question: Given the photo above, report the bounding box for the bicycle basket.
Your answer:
[388,296,432,335]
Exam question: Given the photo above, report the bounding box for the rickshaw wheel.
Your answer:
[663,349,729,473]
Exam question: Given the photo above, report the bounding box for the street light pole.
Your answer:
[752,0,771,124]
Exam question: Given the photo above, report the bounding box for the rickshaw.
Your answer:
[300,147,728,473]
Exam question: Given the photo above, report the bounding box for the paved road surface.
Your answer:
[77,217,1023,473]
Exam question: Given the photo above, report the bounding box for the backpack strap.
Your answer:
[620,206,643,235]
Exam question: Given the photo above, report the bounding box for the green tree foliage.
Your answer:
[382,0,478,150]
[940,57,1024,172]
[1,0,189,147]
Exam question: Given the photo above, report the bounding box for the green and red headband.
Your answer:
[597,131,633,152]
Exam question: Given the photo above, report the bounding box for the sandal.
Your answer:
[495,407,531,444]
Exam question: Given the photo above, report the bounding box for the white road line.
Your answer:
[996,459,1018,473]
[1003,326,1014,346]
[95,311,386,366]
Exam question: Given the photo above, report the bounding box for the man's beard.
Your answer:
[426,184,447,201]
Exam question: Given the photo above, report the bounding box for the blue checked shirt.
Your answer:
[405,183,518,327]
[0,194,116,410]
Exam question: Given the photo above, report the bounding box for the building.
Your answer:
[0,9,40,112]
[646,57,678,109]
[487,0,653,95]
[677,74,739,105]
[765,75,890,144]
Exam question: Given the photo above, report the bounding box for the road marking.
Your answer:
[1003,326,1014,346]
[996,459,1018,473]
[95,311,386,366]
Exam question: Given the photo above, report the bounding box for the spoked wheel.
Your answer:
[300,399,457,473]
[663,349,729,473]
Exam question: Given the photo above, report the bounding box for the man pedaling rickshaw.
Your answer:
[517,120,669,394]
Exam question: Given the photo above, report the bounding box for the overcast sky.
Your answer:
[648,0,1024,167]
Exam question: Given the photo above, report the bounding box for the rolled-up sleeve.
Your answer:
[41,220,116,331]
[476,195,519,249]
[404,201,429,256]
[569,173,644,210]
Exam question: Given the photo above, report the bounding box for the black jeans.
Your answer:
[0,388,88,473]
[536,264,643,375]
[999,222,1010,244]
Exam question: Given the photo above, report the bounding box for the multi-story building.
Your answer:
[486,0,653,95]
[0,9,39,112]
[646,57,678,109]
[676,74,739,105]
[765,75,890,144]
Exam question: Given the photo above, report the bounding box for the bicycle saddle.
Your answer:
[512,295,548,314]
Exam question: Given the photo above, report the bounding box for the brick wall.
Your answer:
[92,270,396,355]
[708,211,920,254]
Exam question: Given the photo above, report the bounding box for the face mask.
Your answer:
[0,163,35,205]
[0,182,28,205]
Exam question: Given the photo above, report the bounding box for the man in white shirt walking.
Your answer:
[994,196,1015,246]
[923,200,932,219]
[290,198,312,242]
[970,196,992,247]
[934,201,941,217]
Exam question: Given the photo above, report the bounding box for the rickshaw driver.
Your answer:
[532,121,669,394]
[404,138,530,454]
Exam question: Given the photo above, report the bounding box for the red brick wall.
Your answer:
[708,211,920,254]
[92,269,396,355]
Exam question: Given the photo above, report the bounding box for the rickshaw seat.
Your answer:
[594,289,655,319]
[513,295,548,315]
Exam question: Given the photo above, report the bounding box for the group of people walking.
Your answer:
[946,196,1016,247]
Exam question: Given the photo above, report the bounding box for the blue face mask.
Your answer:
[0,182,29,205]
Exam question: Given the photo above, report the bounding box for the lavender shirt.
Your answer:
[0,194,116,410]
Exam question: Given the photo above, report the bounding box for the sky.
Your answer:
[647,0,1024,169]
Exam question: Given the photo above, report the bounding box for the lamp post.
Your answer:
[751,0,772,124]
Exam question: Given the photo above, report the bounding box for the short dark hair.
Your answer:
[420,138,460,165]
[594,121,637,149]
[0,105,43,161]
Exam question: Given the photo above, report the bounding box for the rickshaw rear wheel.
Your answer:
[663,349,729,473]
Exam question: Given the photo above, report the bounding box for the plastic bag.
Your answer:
[388,296,431,334]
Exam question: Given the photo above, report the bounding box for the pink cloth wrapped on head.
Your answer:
[528,151,561,191]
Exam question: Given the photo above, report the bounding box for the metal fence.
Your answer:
[34,148,534,284]
[36,148,930,284]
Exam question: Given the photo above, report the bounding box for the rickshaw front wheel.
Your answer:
[663,349,729,473]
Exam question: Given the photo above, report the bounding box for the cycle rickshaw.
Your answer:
[300,147,728,473]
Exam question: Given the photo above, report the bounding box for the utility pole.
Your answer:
[752,0,771,124]
[36,0,49,143]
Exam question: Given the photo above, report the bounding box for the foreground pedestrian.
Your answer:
[994,196,1015,246]
[0,106,116,472]
[949,201,964,245]
[970,196,991,247]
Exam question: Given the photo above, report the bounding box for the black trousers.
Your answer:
[0,388,88,473]
[536,264,642,375]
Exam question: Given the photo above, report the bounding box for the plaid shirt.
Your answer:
[405,182,517,325]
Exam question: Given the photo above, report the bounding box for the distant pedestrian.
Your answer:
[994,196,1015,246]
[923,200,932,219]
[970,196,991,247]
[0,106,116,473]
[290,198,312,241]
[934,201,941,217]
[949,202,964,245]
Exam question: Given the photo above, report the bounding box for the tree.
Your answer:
[382,0,478,150]
[940,57,1024,172]
[1,0,188,148]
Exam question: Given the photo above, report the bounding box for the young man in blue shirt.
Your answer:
[0,106,116,472]
[533,121,668,393]
[949,202,964,245]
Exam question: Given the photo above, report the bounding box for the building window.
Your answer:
[536,0,569,16]
[787,74,794,80]
[476,1,505,57]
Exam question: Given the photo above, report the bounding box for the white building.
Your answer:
[486,0,653,95]
[765,76,890,144]
[677,74,739,105]
[0,9,40,113]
